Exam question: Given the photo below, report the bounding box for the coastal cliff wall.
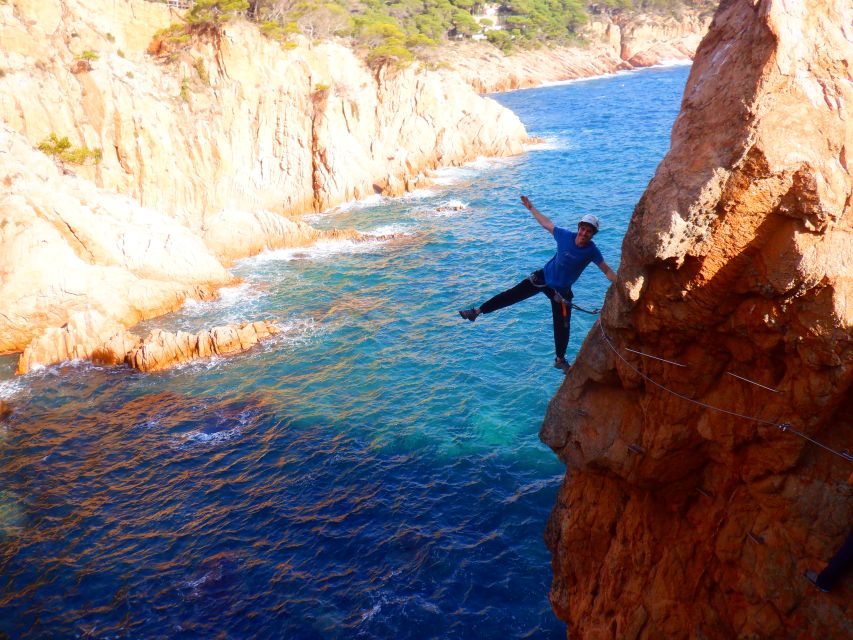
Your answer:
[542,0,852,638]
[0,0,528,362]
[440,10,711,93]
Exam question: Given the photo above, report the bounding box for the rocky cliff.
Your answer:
[440,10,711,93]
[542,0,852,638]
[0,0,529,367]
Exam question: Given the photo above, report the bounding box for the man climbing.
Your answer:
[458,195,617,373]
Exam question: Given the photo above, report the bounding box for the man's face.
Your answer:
[575,223,596,246]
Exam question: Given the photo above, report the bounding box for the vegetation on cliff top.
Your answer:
[37,133,103,165]
[152,0,715,64]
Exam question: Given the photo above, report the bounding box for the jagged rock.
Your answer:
[16,318,279,374]
[542,1,853,638]
[91,331,143,367]
[0,0,529,220]
[16,309,127,375]
[200,209,363,263]
[126,322,279,372]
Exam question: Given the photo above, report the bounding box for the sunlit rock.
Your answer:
[0,0,531,356]
[126,322,280,372]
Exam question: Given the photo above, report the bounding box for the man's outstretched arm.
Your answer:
[599,261,617,283]
[521,195,554,234]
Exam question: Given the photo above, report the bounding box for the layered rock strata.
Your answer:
[0,0,529,364]
[16,309,279,375]
[440,11,711,93]
[542,0,853,638]
[123,321,279,373]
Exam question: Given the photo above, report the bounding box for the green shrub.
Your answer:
[37,133,102,165]
[80,50,99,62]
[187,0,249,28]
[180,76,191,101]
[193,57,210,84]
[367,41,413,67]
[486,29,513,52]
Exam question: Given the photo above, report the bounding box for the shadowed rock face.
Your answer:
[541,0,853,637]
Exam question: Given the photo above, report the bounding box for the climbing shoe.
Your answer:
[459,308,479,322]
[554,358,571,374]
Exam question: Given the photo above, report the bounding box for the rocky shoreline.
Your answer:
[439,11,709,93]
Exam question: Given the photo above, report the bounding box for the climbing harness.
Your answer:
[527,270,574,328]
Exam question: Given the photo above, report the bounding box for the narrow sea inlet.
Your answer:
[0,65,689,638]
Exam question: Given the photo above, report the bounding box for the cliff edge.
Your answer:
[541,0,852,637]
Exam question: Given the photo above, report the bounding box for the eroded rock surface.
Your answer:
[125,321,279,372]
[0,0,528,220]
[542,1,853,638]
[0,0,529,360]
[17,312,279,374]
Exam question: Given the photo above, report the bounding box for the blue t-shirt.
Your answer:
[543,226,604,293]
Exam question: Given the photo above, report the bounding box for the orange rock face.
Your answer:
[541,1,853,638]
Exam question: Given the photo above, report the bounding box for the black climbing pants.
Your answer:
[480,269,572,360]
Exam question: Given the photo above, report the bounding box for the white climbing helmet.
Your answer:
[579,214,600,231]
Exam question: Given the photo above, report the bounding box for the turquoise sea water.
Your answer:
[0,64,689,638]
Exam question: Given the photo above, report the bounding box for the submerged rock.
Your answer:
[542,0,853,638]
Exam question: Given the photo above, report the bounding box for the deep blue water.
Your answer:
[0,65,689,639]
